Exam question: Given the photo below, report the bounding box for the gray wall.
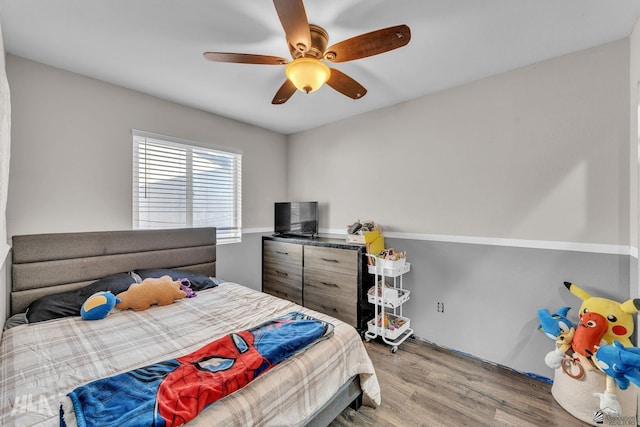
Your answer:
[288,39,630,246]
[287,39,635,379]
[384,237,630,377]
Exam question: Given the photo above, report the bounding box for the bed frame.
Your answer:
[9,227,362,426]
[10,227,217,315]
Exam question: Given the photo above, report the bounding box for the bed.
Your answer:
[0,228,380,426]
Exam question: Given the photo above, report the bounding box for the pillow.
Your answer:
[4,313,28,329]
[26,273,136,323]
[133,269,218,291]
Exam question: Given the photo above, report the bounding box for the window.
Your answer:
[132,130,242,244]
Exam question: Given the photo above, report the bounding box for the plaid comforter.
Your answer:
[0,282,380,427]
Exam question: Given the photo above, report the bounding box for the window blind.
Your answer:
[132,130,242,244]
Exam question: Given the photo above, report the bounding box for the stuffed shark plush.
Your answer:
[538,306,577,369]
[595,340,640,390]
[537,306,574,341]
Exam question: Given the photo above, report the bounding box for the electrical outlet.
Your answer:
[437,302,445,313]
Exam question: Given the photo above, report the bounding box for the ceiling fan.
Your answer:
[203,0,411,105]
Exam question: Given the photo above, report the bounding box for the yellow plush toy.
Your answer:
[564,281,640,347]
[116,275,187,311]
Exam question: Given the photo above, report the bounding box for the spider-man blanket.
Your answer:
[62,312,333,427]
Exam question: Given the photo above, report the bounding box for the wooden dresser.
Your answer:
[262,235,373,331]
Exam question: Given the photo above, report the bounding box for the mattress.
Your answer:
[0,282,380,426]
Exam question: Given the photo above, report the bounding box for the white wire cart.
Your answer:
[364,254,414,353]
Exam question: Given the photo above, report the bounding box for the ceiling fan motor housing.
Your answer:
[290,24,328,59]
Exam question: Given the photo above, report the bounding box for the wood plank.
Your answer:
[329,338,589,427]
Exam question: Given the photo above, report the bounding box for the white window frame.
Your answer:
[132,129,242,244]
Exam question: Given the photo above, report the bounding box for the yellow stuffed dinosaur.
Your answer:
[116,275,186,311]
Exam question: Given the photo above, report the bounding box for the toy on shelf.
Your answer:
[346,219,380,244]
[376,313,407,330]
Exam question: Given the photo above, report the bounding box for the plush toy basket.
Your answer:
[552,364,637,425]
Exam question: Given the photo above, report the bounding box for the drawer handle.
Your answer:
[276,251,289,255]
[321,281,339,288]
[275,270,289,277]
[321,258,339,263]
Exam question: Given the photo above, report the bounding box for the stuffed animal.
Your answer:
[537,306,574,341]
[537,306,577,369]
[116,275,187,311]
[81,291,121,320]
[595,341,640,390]
[564,281,640,347]
[179,278,197,298]
[544,328,576,370]
[572,311,608,358]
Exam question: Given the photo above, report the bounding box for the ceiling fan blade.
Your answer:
[272,79,297,104]
[324,25,411,63]
[273,0,311,54]
[203,52,288,65]
[326,68,367,100]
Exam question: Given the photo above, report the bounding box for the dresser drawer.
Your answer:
[263,240,303,266]
[263,259,302,287]
[304,268,356,300]
[304,288,357,327]
[304,246,358,275]
[263,279,302,305]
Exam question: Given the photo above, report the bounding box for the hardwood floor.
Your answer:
[330,337,589,426]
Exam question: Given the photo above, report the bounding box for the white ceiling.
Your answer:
[1,0,640,135]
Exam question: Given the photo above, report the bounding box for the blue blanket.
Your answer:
[62,312,333,427]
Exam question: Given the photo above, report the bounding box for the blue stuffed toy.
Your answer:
[595,340,640,390]
[537,306,574,341]
[537,306,577,369]
[81,291,121,320]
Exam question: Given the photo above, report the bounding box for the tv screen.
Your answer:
[274,202,318,237]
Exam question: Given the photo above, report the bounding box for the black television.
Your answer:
[274,201,318,238]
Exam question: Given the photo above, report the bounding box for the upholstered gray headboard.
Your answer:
[10,228,216,315]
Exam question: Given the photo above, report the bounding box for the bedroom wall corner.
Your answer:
[215,231,267,291]
[0,252,7,331]
[630,16,640,352]
[0,250,8,331]
[0,21,9,331]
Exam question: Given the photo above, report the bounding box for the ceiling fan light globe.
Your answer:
[285,57,330,93]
